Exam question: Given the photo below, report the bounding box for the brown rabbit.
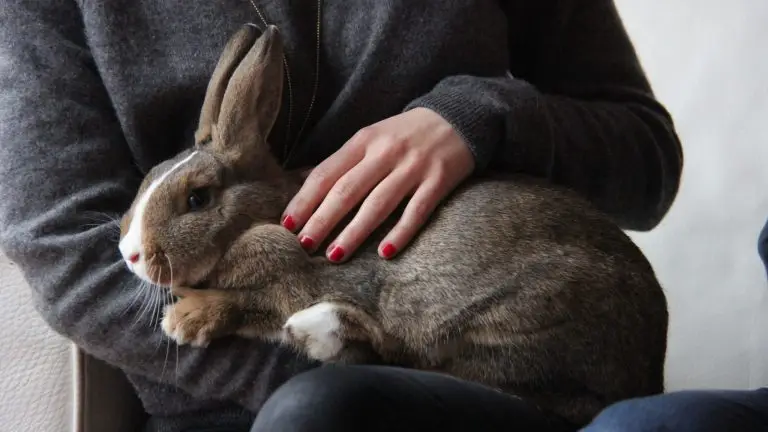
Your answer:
[118,24,668,426]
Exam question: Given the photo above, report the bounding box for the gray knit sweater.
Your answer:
[0,0,683,425]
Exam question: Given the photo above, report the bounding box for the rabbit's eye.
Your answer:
[187,188,210,211]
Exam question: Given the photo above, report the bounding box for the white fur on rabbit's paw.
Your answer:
[161,297,218,347]
[283,302,344,361]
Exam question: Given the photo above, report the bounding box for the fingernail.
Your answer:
[381,243,397,259]
[328,245,345,263]
[281,215,296,231]
[299,235,315,250]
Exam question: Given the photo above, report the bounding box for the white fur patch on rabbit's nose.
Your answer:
[119,151,199,283]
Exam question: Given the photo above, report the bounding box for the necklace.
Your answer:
[247,0,323,166]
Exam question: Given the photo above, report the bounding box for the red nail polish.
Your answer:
[282,215,296,231]
[328,245,345,262]
[381,243,397,259]
[299,235,315,250]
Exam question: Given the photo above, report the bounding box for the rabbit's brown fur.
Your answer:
[119,24,668,426]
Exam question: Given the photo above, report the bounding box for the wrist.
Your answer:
[405,91,497,172]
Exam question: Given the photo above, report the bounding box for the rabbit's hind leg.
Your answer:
[282,301,392,365]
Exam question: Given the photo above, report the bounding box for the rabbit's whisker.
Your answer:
[151,266,164,330]
[148,282,157,329]
[131,279,152,328]
[167,255,175,292]
[164,255,180,382]
[141,265,159,327]
[80,210,120,224]
[125,279,147,320]
[160,286,173,380]
[123,275,148,317]
[152,269,166,332]
[77,213,121,242]
[133,256,158,328]
[147,252,173,287]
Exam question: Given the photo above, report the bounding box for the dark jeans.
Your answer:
[582,388,768,431]
[248,365,574,432]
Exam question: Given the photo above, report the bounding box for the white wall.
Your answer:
[615,0,768,390]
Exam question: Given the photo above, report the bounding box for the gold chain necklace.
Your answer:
[247,0,323,166]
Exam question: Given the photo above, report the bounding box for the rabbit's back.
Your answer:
[346,174,667,423]
[369,174,665,335]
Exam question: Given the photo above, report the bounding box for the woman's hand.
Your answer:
[281,107,475,262]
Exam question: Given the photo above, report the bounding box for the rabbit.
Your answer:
[117,24,669,426]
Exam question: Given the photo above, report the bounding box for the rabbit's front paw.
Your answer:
[283,302,344,361]
[161,290,228,347]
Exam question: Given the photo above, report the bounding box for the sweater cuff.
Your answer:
[404,75,538,173]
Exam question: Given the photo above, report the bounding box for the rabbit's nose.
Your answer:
[128,253,140,264]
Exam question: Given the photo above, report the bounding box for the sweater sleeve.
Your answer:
[405,0,683,231]
[0,0,312,411]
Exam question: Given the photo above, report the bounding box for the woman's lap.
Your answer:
[252,366,768,432]
[582,388,768,431]
[249,364,575,432]
[146,366,768,432]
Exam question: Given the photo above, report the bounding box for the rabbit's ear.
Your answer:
[195,24,260,146]
[195,24,284,177]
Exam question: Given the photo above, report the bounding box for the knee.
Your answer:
[583,391,745,432]
[250,366,380,432]
[584,396,673,431]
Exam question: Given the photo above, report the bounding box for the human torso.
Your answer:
[80,0,529,172]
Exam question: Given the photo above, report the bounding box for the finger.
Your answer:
[281,145,364,232]
[298,157,392,253]
[326,167,418,263]
[379,177,448,259]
